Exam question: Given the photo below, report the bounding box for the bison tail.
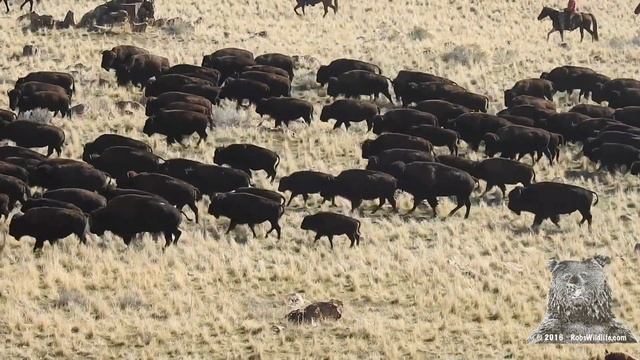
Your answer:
[591,191,599,206]
[591,15,599,41]
[180,209,194,222]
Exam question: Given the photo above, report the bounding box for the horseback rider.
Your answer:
[563,0,578,28]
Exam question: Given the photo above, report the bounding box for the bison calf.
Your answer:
[301,212,361,249]
[320,99,379,131]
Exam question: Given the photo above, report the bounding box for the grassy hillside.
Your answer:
[0,0,639,358]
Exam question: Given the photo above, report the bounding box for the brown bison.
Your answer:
[327,70,393,103]
[208,192,284,239]
[301,212,361,248]
[0,121,65,157]
[504,79,554,107]
[15,71,74,96]
[320,169,397,212]
[371,108,438,135]
[143,109,210,145]
[255,53,294,79]
[10,207,87,252]
[256,97,314,127]
[393,161,476,217]
[507,182,597,229]
[118,171,202,222]
[42,188,106,213]
[475,158,535,197]
[278,170,335,206]
[90,194,182,247]
[214,144,280,182]
[15,91,71,118]
[320,99,379,131]
[317,58,381,86]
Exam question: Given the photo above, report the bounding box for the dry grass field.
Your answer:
[0,0,640,358]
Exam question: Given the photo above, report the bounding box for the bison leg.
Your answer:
[382,90,394,105]
[3,0,8,13]
[321,195,336,206]
[409,197,422,213]
[372,197,386,213]
[33,238,45,252]
[579,27,585,42]
[45,145,55,158]
[387,195,397,212]
[163,231,173,248]
[427,197,438,218]
[328,235,334,249]
[449,144,457,155]
[531,214,544,231]
[498,184,507,198]
[286,193,297,206]
[189,202,199,223]
[447,196,466,218]
[196,131,208,146]
[322,4,328,17]
[266,220,281,239]
[77,232,87,245]
[313,233,322,243]
[302,193,309,205]
[350,198,362,212]
[226,220,237,234]
[482,183,494,196]
[174,229,182,244]
[543,149,553,164]
[464,198,471,218]
[364,118,373,132]
[332,120,343,130]
[550,214,561,228]
[347,232,357,247]
[578,209,593,229]
[267,169,277,183]
[122,234,134,246]
[248,224,258,238]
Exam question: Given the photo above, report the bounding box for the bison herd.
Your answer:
[3,43,640,253]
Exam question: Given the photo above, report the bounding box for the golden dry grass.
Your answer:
[0,0,640,358]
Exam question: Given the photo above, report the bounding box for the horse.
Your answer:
[3,0,36,13]
[293,0,338,17]
[537,6,598,42]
